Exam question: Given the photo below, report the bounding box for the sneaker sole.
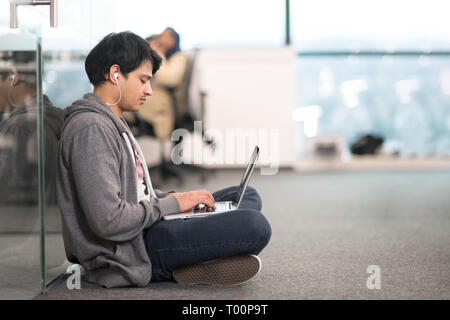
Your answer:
[172,254,261,286]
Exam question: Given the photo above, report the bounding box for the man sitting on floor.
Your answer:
[56,31,271,288]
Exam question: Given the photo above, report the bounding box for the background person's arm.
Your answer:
[154,53,187,88]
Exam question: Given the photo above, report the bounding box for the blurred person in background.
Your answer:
[124,27,187,139]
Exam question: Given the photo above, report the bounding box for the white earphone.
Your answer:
[105,72,122,106]
[8,74,19,108]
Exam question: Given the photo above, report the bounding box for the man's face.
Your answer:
[117,61,153,113]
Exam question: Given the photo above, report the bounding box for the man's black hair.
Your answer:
[85,31,162,86]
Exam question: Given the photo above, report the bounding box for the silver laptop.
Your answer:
[162,145,260,220]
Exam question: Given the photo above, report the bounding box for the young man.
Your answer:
[57,31,271,288]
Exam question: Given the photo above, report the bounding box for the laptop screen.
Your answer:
[237,145,260,208]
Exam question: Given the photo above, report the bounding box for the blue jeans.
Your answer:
[143,186,272,282]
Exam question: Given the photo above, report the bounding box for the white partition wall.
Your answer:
[181,47,297,173]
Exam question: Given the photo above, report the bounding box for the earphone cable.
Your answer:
[105,78,122,106]
[8,75,20,108]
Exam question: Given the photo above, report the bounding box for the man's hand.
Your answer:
[167,190,215,212]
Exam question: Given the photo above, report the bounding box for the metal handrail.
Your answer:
[10,0,58,28]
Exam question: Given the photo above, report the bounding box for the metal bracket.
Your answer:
[10,0,58,28]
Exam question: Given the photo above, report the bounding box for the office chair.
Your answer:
[168,49,216,183]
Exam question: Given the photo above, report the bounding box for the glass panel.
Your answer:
[0,27,42,300]
[294,54,450,158]
[0,0,68,298]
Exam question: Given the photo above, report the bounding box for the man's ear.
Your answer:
[108,64,121,84]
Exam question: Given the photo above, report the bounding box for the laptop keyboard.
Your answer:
[193,203,230,214]
[193,204,214,214]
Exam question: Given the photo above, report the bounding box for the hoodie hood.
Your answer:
[43,95,64,140]
[64,93,129,135]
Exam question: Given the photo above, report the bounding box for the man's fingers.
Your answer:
[188,190,215,209]
[198,193,215,208]
[204,196,215,208]
[201,190,215,208]
[208,194,216,209]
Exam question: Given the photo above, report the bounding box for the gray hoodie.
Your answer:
[57,93,180,288]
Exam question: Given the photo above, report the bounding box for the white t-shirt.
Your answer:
[122,132,151,202]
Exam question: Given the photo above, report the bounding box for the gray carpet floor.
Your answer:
[35,169,450,300]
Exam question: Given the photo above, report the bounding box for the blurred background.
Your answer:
[0,0,449,300]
